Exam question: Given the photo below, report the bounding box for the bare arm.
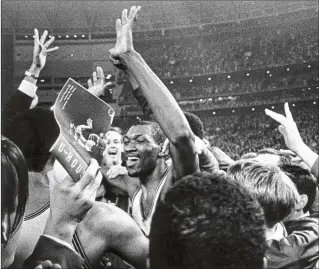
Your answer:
[110,7,199,180]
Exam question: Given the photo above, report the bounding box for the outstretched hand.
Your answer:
[87,66,112,97]
[109,6,141,59]
[265,102,304,153]
[30,29,59,75]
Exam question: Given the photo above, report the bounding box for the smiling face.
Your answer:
[124,125,161,178]
[103,130,123,165]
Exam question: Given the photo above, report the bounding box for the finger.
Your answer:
[44,36,55,49]
[128,6,136,20]
[87,170,103,194]
[77,159,100,189]
[162,138,170,153]
[109,54,120,65]
[88,79,93,88]
[278,125,286,136]
[41,260,53,269]
[46,46,59,53]
[34,28,40,45]
[93,71,97,85]
[97,66,105,83]
[40,30,48,44]
[53,264,62,269]
[35,265,43,269]
[115,18,122,34]
[122,9,128,24]
[265,109,286,125]
[284,102,293,121]
[133,6,141,22]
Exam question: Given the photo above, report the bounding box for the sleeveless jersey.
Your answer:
[131,171,168,237]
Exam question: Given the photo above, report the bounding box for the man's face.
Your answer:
[124,125,161,177]
[103,131,123,165]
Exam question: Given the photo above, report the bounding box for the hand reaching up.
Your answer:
[109,6,141,59]
[265,102,304,153]
[87,66,112,97]
[30,29,59,76]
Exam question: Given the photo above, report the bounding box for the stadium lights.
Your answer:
[189,79,193,82]
[106,74,112,80]
[266,70,270,74]
[271,106,275,109]
[25,35,28,38]
[213,111,216,115]
[246,73,250,77]
[313,101,316,105]
[292,104,295,107]
[40,79,45,82]
[308,87,311,90]
[252,108,255,111]
[286,68,290,71]
[82,34,85,38]
[308,65,311,68]
[227,75,231,79]
[208,77,211,81]
[170,81,173,84]
[49,35,52,38]
[232,110,235,113]
[58,35,62,38]
[74,35,77,38]
[66,35,69,38]
[269,74,272,77]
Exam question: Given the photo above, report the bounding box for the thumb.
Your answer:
[278,125,286,136]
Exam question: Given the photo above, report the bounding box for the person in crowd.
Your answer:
[107,6,199,237]
[149,171,267,269]
[228,160,318,268]
[1,136,102,268]
[265,103,318,179]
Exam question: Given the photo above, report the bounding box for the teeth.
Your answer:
[127,157,139,161]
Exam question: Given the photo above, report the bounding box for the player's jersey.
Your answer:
[131,171,168,237]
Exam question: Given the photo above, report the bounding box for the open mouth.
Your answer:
[126,156,140,167]
[108,148,118,155]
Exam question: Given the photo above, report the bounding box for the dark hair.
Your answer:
[133,121,166,144]
[281,164,316,213]
[228,160,299,227]
[1,136,29,242]
[184,112,204,139]
[5,108,59,172]
[150,171,266,269]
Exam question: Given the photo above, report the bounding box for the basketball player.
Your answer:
[106,6,199,236]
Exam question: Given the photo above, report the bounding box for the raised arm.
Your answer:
[110,6,199,180]
[265,103,318,179]
[2,29,58,133]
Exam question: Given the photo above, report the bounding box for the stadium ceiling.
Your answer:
[1,1,318,33]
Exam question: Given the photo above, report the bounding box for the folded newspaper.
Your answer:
[50,78,115,181]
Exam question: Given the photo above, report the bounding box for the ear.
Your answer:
[295,194,308,211]
[263,257,267,269]
[1,213,9,244]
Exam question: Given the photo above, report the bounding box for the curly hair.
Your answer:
[132,121,166,144]
[150,171,266,269]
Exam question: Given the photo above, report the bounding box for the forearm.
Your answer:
[119,51,193,145]
[294,142,319,178]
[199,147,219,173]
[132,87,155,120]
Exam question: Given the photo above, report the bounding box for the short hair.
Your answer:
[184,112,204,139]
[5,108,59,172]
[1,136,29,242]
[227,160,299,227]
[132,121,166,144]
[257,148,292,166]
[281,164,317,213]
[150,171,266,269]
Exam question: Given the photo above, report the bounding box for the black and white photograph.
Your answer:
[1,1,318,269]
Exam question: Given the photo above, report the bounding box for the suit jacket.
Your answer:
[23,235,84,269]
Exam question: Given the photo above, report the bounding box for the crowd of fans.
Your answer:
[199,107,319,160]
[1,5,319,269]
[137,26,318,79]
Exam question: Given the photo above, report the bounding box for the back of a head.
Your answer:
[150,171,266,269]
[183,111,204,139]
[227,160,300,227]
[5,108,59,172]
[256,148,292,167]
[281,164,316,213]
[1,136,29,243]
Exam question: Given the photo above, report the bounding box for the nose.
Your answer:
[124,143,137,153]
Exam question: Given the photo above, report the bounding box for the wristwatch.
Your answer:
[25,70,39,79]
